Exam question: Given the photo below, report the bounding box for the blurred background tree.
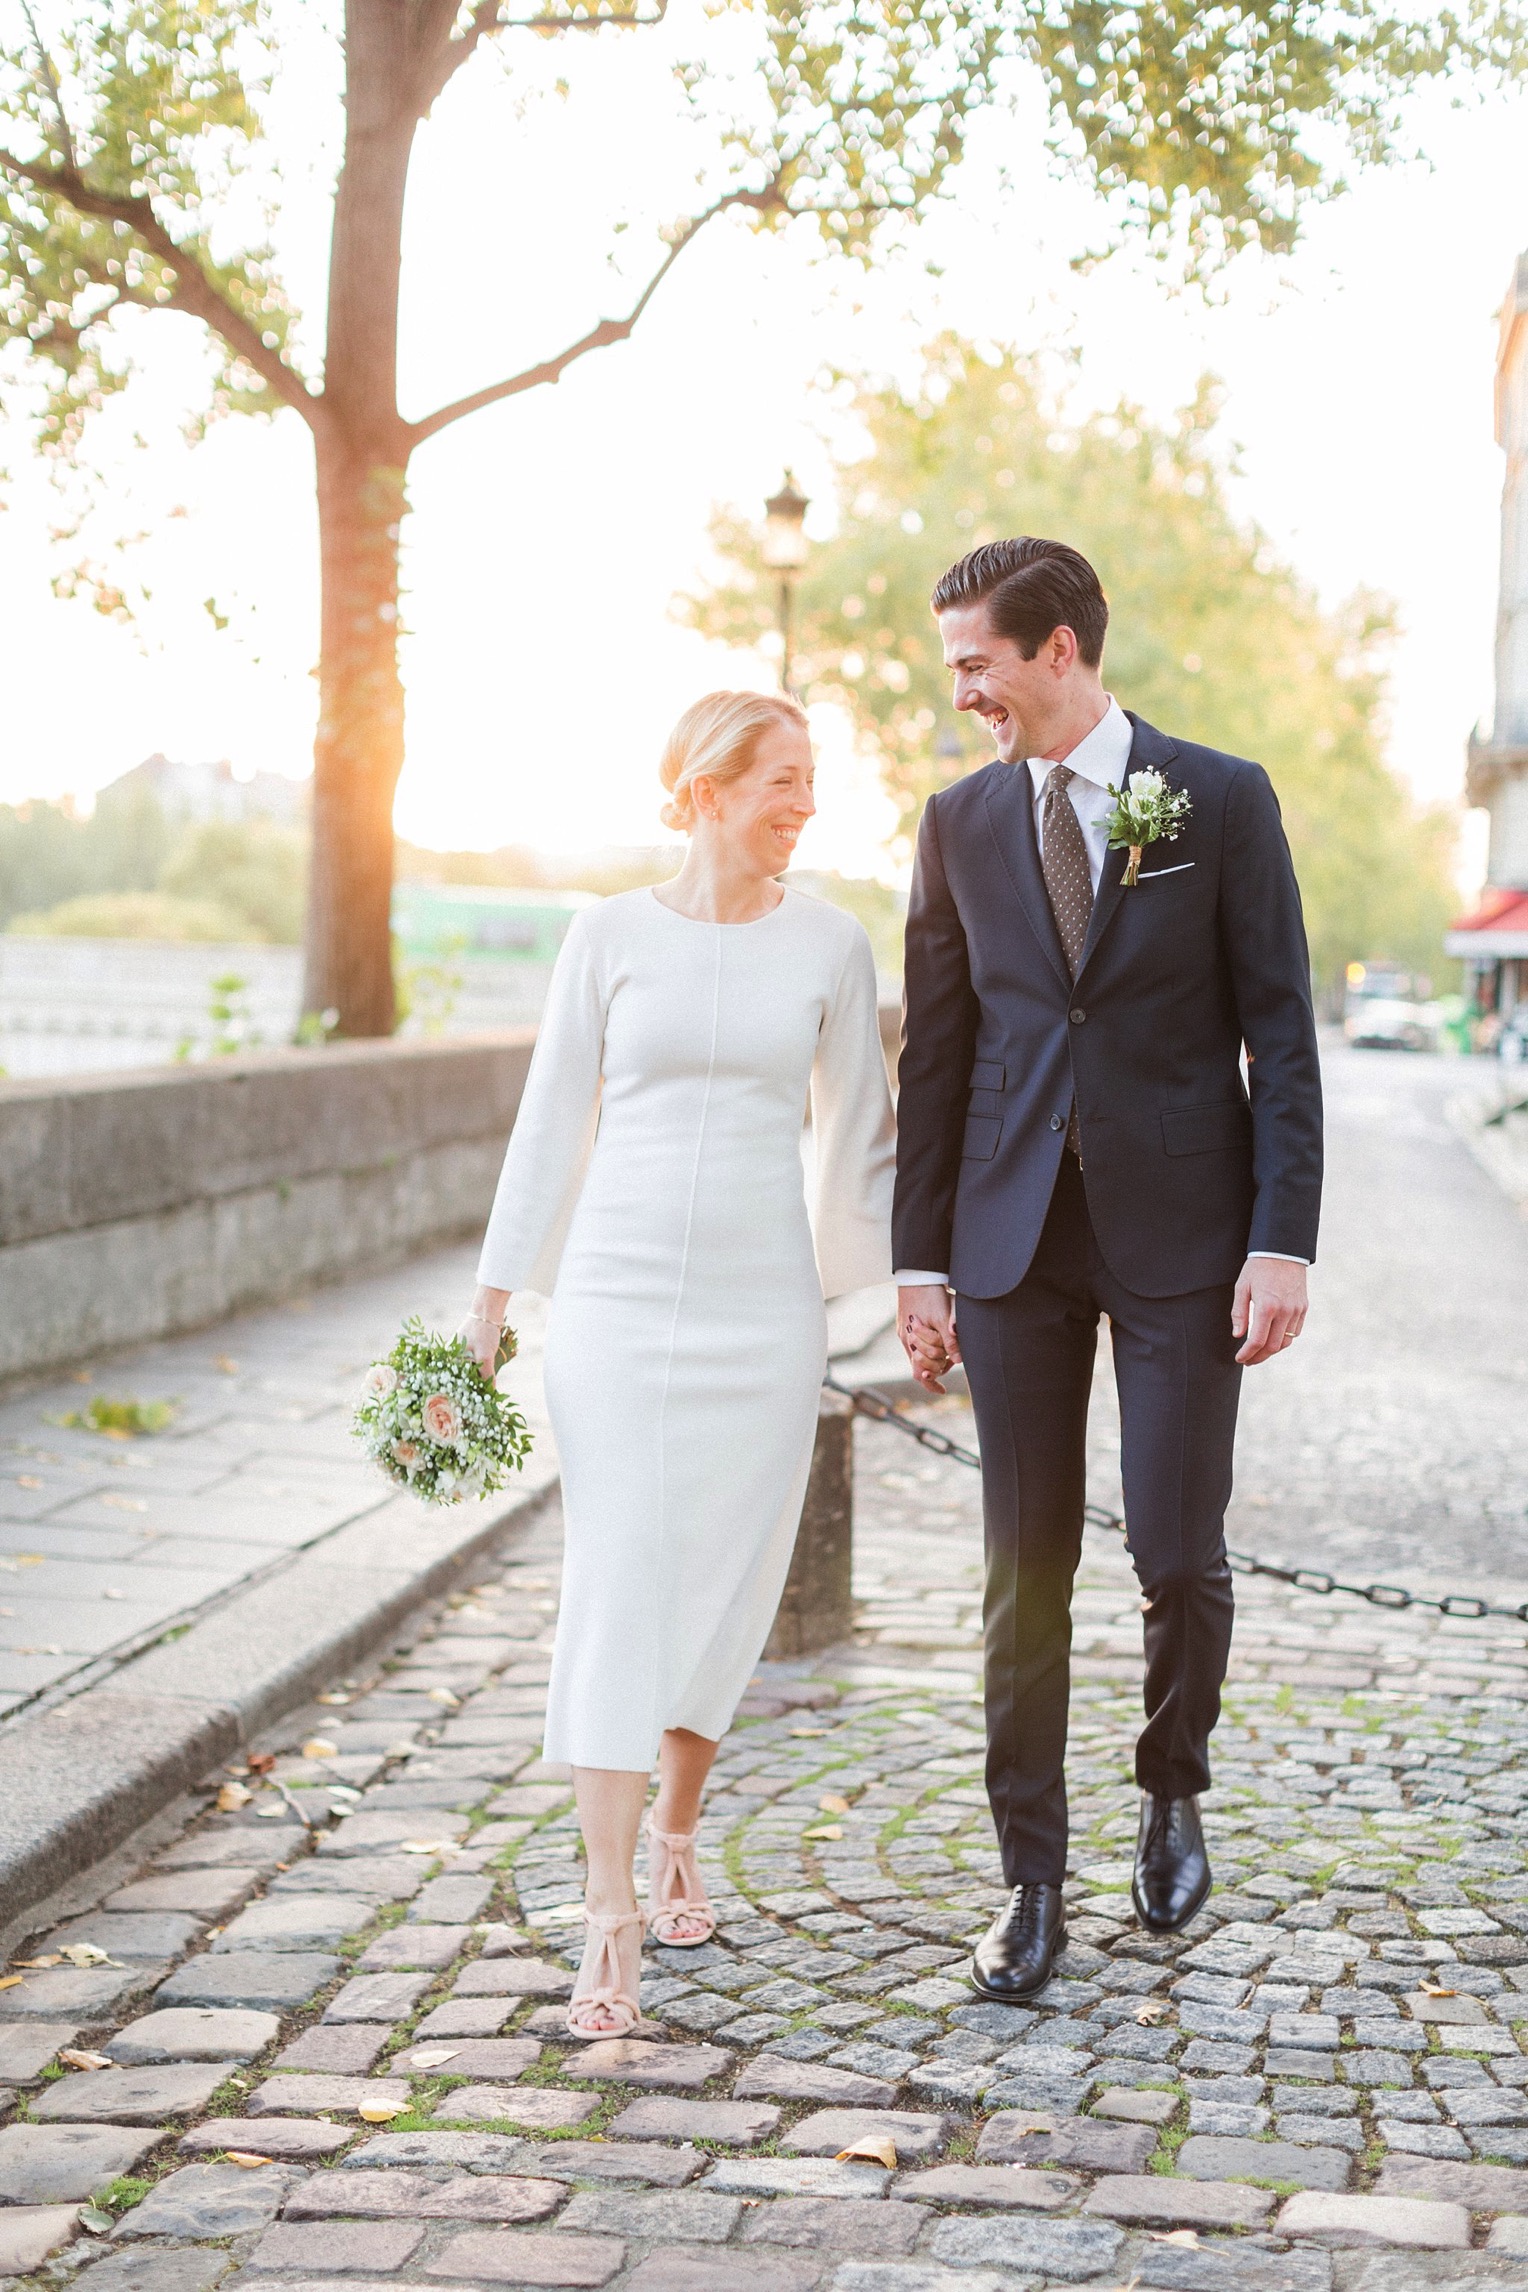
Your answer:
[680,339,1459,1000]
[2,797,306,941]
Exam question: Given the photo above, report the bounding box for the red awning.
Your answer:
[1445,886,1528,958]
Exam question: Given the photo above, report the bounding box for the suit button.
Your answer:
[1050,1114,1064,1132]
[1069,1008,1086,1024]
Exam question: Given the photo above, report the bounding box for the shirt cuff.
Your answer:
[1247,1251,1310,1266]
[894,1270,951,1288]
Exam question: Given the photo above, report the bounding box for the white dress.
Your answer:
[477,885,895,1769]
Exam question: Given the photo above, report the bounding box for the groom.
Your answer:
[894,538,1322,1997]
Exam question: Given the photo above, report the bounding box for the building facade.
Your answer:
[1450,251,1528,1032]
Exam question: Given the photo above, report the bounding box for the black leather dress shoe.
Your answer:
[971,1882,1067,2000]
[1131,1793,1212,1933]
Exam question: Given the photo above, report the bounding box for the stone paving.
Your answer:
[0,1244,551,1721]
[2,1366,1528,2291]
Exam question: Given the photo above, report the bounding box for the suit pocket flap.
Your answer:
[962,1114,1002,1162]
[1161,1101,1249,1157]
[967,1088,1002,1118]
[969,1060,1004,1091]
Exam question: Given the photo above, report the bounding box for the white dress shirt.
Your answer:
[894,697,1307,1283]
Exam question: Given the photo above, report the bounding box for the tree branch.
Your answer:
[0,146,324,432]
[408,180,777,445]
[413,0,669,115]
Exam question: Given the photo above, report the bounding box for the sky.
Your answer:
[3,12,1527,889]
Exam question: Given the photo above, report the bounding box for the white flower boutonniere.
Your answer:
[1099,768,1193,888]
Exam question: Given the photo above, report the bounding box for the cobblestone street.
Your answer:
[3,1370,1528,2289]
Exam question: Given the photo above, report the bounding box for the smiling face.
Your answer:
[692,718,816,877]
[938,601,1084,763]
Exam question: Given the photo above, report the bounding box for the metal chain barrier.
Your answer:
[824,1373,1528,1628]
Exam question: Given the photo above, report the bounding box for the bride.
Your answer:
[460,689,895,2035]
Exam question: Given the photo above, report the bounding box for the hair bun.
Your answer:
[657,689,808,835]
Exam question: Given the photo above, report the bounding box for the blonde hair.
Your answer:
[659,690,809,833]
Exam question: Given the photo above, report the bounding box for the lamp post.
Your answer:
[762,471,810,697]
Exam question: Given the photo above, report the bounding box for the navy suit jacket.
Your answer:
[893,714,1323,1300]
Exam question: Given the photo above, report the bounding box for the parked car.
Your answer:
[1343,962,1442,1052]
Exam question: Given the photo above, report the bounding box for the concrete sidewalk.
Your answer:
[0,1246,558,1928]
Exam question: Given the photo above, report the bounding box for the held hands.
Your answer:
[1232,1258,1308,1366]
[898,1283,960,1395]
[459,1285,512,1380]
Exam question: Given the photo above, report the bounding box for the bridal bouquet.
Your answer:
[353,1317,533,1505]
[1099,769,1193,887]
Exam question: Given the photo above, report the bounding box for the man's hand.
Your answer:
[1232,1258,1308,1367]
[898,1283,960,1395]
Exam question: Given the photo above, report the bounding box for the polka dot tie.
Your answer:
[1040,764,1094,1154]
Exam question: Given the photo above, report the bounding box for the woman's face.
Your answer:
[695,720,816,876]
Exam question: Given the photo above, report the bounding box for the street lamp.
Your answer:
[762,470,810,697]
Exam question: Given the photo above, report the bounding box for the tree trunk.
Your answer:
[300,0,417,1037]
[303,441,410,1035]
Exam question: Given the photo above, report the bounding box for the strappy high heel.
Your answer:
[565,1907,644,2038]
[645,1813,716,1947]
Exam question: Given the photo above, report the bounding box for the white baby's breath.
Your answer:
[353,1316,532,1506]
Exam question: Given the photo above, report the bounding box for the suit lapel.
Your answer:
[1075,714,1178,981]
[983,763,1071,994]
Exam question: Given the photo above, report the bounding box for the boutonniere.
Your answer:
[1099,769,1193,887]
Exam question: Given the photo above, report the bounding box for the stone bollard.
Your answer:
[765,1387,854,1659]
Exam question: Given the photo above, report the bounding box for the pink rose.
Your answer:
[365,1363,398,1397]
[392,1440,421,1472]
[422,1393,462,1444]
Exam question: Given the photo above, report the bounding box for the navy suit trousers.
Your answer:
[958,1151,1239,1887]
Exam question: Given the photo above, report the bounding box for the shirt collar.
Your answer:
[1024,696,1133,804]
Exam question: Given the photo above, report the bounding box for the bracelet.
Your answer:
[464,1312,504,1332]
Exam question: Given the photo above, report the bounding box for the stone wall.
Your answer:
[0,1034,534,1381]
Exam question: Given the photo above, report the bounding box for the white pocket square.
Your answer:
[1136,861,1195,880]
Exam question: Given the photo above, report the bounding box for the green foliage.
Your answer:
[96,2175,152,2213]
[0,0,299,453]
[159,817,305,941]
[0,783,171,926]
[790,870,905,975]
[51,1393,175,1434]
[3,801,306,940]
[682,340,1461,996]
[9,887,251,937]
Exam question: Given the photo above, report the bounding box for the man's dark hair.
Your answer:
[931,538,1108,668]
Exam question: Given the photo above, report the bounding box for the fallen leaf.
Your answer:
[216,1781,253,1811]
[99,1494,148,1513]
[818,1794,851,1814]
[0,1976,24,1991]
[14,1956,63,1970]
[1420,1982,1457,1998]
[835,2135,898,2168]
[212,1356,240,1375]
[317,1691,351,1706]
[14,1555,43,1566]
[246,1751,277,1776]
[102,1588,127,1600]
[60,1944,122,1968]
[15,1644,64,1656]
[302,1738,340,1761]
[401,1839,455,1854]
[58,2049,112,2071]
[16,1475,42,1489]
[1150,2229,1201,2247]
[427,1687,461,1708]
[255,1802,289,1819]
[357,2101,406,2123]
[804,1824,844,1842]
[76,2207,115,2234]
[407,2045,459,2069]
[1135,2000,1167,2024]
[225,2151,274,2168]
[791,1726,828,1737]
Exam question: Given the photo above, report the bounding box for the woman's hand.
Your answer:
[459,1286,512,1380]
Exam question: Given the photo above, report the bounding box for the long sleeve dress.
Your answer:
[476,884,895,1769]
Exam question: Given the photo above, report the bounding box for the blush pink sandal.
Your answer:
[645,1815,716,1947]
[565,1907,644,2038]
